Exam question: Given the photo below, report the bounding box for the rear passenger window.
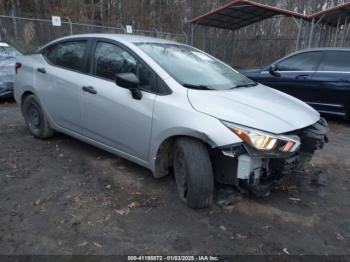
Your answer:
[44,41,86,72]
[92,42,153,91]
[277,52,322,71]
[319,51,350,71]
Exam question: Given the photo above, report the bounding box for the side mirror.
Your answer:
[268,65,281,77]
[115,73,143,100]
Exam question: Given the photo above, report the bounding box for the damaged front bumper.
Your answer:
[212,118,329,196]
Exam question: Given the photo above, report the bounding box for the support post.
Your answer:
[341,17,348,47]
[182,30,188,44]
[334,16,341,47]
[293,17,303,51]
[67,17,73,35]
[344,22,350,46]
[313,15,325,48]
[308,18,315,48]
[11,10,18,38]
[153,28,159,38]
[191,23,194,45]
[119,24,126,34]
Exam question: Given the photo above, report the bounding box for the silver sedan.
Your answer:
[14,34,328,208]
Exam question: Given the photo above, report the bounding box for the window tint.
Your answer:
[319,51,350,71]
[93,42,152,91]
[45,41,86,71]
[277,52,322,71]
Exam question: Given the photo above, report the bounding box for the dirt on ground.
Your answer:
[0,99,350,255]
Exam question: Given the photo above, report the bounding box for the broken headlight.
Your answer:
[222,121,300,153]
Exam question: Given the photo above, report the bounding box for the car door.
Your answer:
[310,50,350,116]
[258,51,323,102]
[80,40,157,161]
[36,40,89,133]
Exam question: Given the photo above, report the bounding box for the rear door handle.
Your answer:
[82,86,97,94]
[295,74,309,80]
[37,68,46,74]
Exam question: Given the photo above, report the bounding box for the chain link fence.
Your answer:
[191,27,350,68]
[0,15,188,54]
[0,14,298,68]
[1,15,349,68]
[194,35,313,69]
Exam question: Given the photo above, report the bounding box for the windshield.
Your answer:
[0,45,22,56]
[136,43,256,90]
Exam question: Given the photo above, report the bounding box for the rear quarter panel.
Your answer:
[14,55,43,105]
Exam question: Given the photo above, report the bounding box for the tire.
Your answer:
[22,95,54,139]
[173,137,214,209]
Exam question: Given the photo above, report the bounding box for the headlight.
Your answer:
[222,121,300,153]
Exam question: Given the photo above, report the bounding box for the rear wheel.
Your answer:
[173,137,214,209]
[22,95,54,139]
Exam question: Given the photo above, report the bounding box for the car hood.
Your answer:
[187,84,320,134]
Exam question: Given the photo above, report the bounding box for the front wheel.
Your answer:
[173,138,214,209]
[22,95,54,139]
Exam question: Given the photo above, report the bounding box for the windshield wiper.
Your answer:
[182,83,214,90]
[233,82,258,88]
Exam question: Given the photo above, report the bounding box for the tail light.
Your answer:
[15,62,22,74]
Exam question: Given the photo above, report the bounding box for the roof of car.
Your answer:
[264,47,350,68]
[49,34,180,45]
[296,47,350,53]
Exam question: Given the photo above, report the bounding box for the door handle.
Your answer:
[82,86,97,94]
[37,68,46,74]
[295,74,309,80]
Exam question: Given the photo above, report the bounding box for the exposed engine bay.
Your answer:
[212,118,329,197]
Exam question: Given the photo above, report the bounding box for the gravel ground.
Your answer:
[0,99,350,255]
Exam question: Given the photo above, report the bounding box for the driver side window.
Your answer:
[92,41,153,91]
[276,51,322,72]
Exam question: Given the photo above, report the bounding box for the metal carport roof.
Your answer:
[309,2,350,27]
[188,0,309,30]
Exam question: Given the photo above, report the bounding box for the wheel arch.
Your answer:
[14,83,37,105]
[21,90,35,104]
[19,89,58,130]
[151,131,215,179]
[19,90,36,114]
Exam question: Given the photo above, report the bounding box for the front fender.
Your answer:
[148,101,242,175]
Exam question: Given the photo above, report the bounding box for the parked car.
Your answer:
[0,42,22,98]
[14,34,328,208]
[240,48,350,119]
